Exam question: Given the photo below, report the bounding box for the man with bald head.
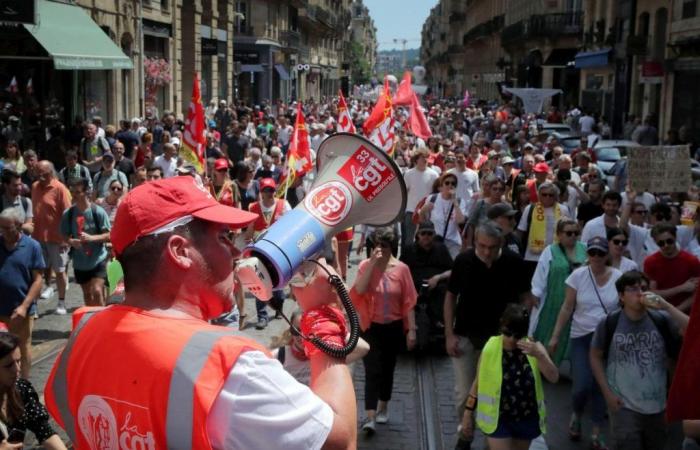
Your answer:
[31,161,72,313]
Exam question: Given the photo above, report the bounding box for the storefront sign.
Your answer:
[0,0,35,25]
[640,61,663,84]
[628,145,691,193]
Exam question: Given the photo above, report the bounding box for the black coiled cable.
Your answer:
[281,259,360,359]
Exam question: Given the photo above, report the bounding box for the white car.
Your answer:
[592,140,641,188]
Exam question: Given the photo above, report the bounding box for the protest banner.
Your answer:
[627,145,691,193]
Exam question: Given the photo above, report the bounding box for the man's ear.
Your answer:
[165,234,194,270]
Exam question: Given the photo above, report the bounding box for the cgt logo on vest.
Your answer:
[78,395,156,450]
[304,181,353,226]
[337,145,396,202]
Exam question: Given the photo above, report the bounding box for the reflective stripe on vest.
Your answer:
[475,336,546,434]
[51,309,248,448]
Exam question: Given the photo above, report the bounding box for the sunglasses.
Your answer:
[540,192,555,198]
[612,239,628,246]
[111,186,123,192]
[563,230,580,237]
[655,213,669,221]
[656,238,675,248]
[501,328,526,340]
[443,181,457,187]
[634,210,648,215]
[587,249,608,258]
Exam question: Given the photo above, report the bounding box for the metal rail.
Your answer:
[415,355,443,450]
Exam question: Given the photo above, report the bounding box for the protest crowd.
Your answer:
[3,73,700,450]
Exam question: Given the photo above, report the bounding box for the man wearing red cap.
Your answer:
[245,177,291,329]
[525,162,551,203]
[44,177,356,449]
[209,158,237,207]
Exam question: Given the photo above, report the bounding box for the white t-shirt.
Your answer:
[579,115,595,134]
[447,167,480,207]
[403,167,439,212]
[207,351,333,450]
[615,256,638,273]
[566,266,622,338]
[517,203,572,261]
[153,155,179,178]
[429,194,468,246]
[278,125,294,146]
[581,214,619,243]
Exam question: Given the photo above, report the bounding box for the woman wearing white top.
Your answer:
[419,172,467,259]
[607,227,638,272]
[548,237,622,448]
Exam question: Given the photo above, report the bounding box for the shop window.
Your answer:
[218,49,228,102]
[202,54,212,103]
[78,71,109,122]
[144,35,170,118]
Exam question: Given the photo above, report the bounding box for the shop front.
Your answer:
[0,0,132,156]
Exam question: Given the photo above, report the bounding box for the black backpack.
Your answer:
[602,309,681,360]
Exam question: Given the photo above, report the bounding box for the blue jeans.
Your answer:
[570,333,606,427]
[256,289,285,320]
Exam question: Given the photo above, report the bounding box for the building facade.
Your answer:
[350,0,378,83]
[421,2,450,98]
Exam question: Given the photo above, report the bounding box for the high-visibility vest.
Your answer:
[475,336,546,435]
[248,199,285,232]
[44,305,269,449]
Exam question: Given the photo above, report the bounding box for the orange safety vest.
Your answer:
[248,199,285,232]
[44,305,269,450]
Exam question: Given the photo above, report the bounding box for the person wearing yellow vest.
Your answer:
[43,177,357,450]
[457,304,558,450]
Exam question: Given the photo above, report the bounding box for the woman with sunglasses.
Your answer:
[549,237,622,449]
[606,227,638,272]
[419,173,467,259]
[459,304,558,450]
[530,219,587,365]
[94,179,125,224]
[0,332,67,449]
[352,227,417,435]
[463,175,506,248]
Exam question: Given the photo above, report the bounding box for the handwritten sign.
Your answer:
[628,145,691,193]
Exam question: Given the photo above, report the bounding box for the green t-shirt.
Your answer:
[60,204,111,271]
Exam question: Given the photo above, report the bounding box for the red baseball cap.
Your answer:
[259,178,276,190]
[214,158,229,171]
[111,177,257,256]
[534,162,551,174]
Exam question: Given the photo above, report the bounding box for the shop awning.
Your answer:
[240,64,264,73]
[543,48,578,68]
[23,0,132,70]
[274,64,291,80]
[575,49,612,69]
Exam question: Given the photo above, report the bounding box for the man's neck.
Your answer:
[622,306,646,321]
[76,199,90,210]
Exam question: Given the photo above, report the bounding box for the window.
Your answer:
[682,0,696,18]
[235,2,247,33]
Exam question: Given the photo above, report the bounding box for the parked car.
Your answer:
[542,122,572,134]
[592,140,641,187]
[549,131,582,154]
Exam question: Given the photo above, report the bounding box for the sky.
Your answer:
[364,0,435,51]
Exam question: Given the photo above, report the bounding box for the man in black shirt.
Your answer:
[486,202,522,254]
[444,221,529,422]
[222,125,249,164]
[115,120,139,159]
[577,179,605,227]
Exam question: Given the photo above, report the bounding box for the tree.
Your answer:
[349,42,372,84]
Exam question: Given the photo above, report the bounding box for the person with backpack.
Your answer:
[92,151,129,200]
[58,150,92,192]
[590,270,688,450]
[60,178,111,309]
[1,169,32,235]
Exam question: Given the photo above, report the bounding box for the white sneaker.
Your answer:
[40,286,54,300]
[375,410,388,424]
[361,418,376,435]
[56,301,67,315]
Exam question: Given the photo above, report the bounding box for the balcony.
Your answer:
[281,29,301,50]
[316,6,336,30]
[502,12,582,46]
[462,15,504,45]
[449,12,466,24]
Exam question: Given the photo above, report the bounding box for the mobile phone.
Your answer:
[7,428,25,443]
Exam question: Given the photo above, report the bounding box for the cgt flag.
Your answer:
[408,92,432,140]
[363,77,396,156]
[337,90,356,134]
[277,103,312,198]
[181,72,206,173]
[392,71,413,106]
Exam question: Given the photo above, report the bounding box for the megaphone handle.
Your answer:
[284,261,360,359]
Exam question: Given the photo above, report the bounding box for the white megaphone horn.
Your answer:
[236,133,407,301]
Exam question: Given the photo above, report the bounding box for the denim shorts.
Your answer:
[488,415,541,441]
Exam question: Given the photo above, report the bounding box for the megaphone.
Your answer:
[236,133,406,301]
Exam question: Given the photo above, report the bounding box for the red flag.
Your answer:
[409,93,432,140]
[392,71,413,106]
[277,103,312,198]
[337,90,356,134]
[363,77,396,155]
[181,73,206,173]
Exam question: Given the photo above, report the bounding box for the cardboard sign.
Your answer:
[628,145,691,193]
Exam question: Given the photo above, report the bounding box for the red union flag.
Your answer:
[337,90,356,134]
[276,103,312,198]
[181,73,206,173]
[363,77,396,155]
[337,145,396,202]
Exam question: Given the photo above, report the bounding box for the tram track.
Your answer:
[415,355,444,450]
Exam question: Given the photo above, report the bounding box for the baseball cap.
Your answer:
[501,156,515,165]
[111,177,258,256]
[534,162,550,174]
[417,221,435,233]
[102,151,115,161]
[587,236,609,253]
[214,158,229,171]
[487,203,518,220]
[259,178,277,190]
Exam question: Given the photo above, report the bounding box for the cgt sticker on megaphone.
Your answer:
[304,181,353,226]
[337,145,396,202]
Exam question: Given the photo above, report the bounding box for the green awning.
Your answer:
[23,0,133,70]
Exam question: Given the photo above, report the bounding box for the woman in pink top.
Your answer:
[353,227,417,435]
